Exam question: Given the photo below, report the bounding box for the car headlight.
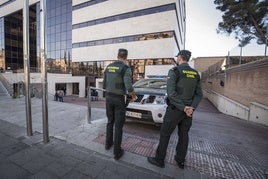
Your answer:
[153,95,166,104]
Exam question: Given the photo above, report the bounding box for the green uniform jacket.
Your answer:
[167,63,203,111]
[103,61,134,95]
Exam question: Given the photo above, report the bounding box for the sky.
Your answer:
[185,0,267,58]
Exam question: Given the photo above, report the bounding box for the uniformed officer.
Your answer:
[147,50,203,169]
[103,48,136,160]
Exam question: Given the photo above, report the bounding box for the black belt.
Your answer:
[106,92,124,98]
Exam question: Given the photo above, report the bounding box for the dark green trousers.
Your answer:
[105,94,126,155]
[155,105,192,163]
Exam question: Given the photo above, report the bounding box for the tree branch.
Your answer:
[248,14,267,45]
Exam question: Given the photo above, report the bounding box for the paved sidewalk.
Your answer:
[0,94,267,179]
[0,119,177,179]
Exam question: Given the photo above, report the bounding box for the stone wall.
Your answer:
[194,57,268,125]
[202,59,268,107]
[193,57,225,73]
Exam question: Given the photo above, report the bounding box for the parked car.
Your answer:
[126,78,167,125]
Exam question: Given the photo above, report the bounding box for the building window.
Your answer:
[72,58,174,82]
[72,31,174,48]
[0,0,16,8]
[46,0,72,73]
[0,17,5,69]
[3,5,37,71]
[73,0,108,11]
[72,4,176,30]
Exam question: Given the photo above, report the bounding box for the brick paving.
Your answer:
[93,128,268,179]
[89,98,268,179]
[64,95,268,179]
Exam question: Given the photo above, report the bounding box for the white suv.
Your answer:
[126,78,167,125]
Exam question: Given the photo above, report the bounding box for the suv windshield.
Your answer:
[134,79,167,89]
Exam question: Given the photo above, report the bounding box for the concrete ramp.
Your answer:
[0,81,9,96]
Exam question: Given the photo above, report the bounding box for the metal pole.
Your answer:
[87,86,92,124]
[239,46,242,65]
[265,26,268,57]
[40,0,49,143]
[227,51,230,68]
[23,0,33,136]
[225,51,230,78]
[265,40,267,57]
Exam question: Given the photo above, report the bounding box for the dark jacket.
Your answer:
[103,61,134,95]
[167,63,203,111]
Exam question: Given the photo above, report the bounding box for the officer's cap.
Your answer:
[118,48,128,58]
[176,50,191,59]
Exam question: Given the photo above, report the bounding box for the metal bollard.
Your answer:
[87,86,91,124]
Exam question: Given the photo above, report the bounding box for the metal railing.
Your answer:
[202,57,268,80]
[0,73,12,96]
[87,86,105,124]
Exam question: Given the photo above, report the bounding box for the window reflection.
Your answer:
[1,5,37,71]
[73,31,174,48]
[73,0,108,11]
[69,58,173,82]
[46,0,72,73]
[0,0,177,79]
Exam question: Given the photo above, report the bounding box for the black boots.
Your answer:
[114,149,124,160]
[174,156,185,169]
[147,157,165,168]
[105,143,113,150]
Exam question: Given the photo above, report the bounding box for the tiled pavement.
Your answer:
[63,96,268,179]
[0,94,268,179]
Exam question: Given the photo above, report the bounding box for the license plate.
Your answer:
[126,111,142,119]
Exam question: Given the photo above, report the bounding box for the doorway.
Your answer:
[55,83,66,96]
[73,83,79,95]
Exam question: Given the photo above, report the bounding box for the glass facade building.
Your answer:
[0,0,73,73]
[46,0,72,73]
[0,0,185,83]
[0,5,37,71]
[0,17,5,70]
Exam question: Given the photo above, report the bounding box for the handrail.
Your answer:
[0,73,12,96]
